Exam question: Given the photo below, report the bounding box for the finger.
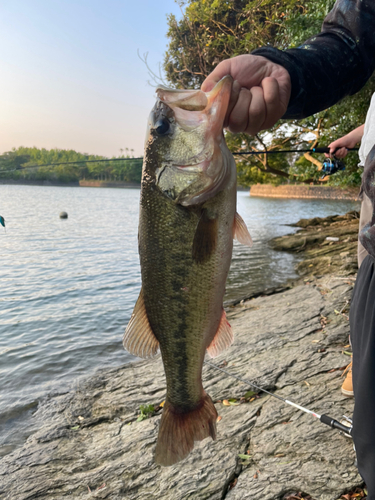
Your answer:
[246,86,266,136]
[226,88,251,134]
[201,60,232,92]
[328,145,338,156]
[224,80,241,128]
[335,147,348,159]
[261,77,282,129]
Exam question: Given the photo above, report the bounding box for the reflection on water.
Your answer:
[0,185,360,456]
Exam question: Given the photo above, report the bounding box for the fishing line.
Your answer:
[204,361,353,435]
[0,157,144,174]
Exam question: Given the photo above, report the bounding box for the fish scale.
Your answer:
[140,186,229,409]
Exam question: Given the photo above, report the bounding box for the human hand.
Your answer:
[201,55,291,136]
[326,138,352,159]
[325,125,365,158]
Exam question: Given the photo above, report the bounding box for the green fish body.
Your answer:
[123,77,252,466]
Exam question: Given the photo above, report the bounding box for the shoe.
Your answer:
[341,361,354,397]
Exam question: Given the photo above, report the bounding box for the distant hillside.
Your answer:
[0,147,142,184]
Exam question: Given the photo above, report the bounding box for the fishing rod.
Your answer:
[232,147,359,155]
[0,146,359,174]
[204,361,353,436]
[0,156,144,174]
[233,146,359,178]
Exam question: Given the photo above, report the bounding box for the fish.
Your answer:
[123,76,252,466]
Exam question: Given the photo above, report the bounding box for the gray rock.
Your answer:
[0,278,361,500]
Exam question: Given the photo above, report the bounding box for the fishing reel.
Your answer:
[320,156,346,179]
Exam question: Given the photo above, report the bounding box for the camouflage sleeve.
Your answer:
[252,0,375,119]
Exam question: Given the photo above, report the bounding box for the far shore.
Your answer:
[0,179,361,199]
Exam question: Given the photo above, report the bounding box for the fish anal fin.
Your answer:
[233,212,253,247]
[192,210,218,264]
[206,309,234,358]
[123,288,159,358]
[154,393,217,466]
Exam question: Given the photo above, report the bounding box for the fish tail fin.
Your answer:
[154,392,217,466]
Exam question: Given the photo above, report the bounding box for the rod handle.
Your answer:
[313,147,359,154]
[312,147,330,153]
[320,414,353,435]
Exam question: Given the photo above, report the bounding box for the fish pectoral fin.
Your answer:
[233,212,253,247]
[123,288,159,358]
[192,209,218,264]
[206,309,234,358]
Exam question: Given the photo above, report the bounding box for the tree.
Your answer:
[163,0,375,186]
[0,147,143,184]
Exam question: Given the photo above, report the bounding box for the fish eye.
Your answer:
[155,119,170,136]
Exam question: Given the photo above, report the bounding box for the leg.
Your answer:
[358,193,372,268]
[351,255,375,498]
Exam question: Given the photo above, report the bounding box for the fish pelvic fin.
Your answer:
[154,393,217,466]
[233,212,253,247]
[123,288,159,358]
[192,209,218,264]
[207,309,234,358]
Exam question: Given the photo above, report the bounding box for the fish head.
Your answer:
[144,76,234,206]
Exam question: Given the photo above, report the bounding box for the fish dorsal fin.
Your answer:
[123,288,159,358]
[233,212,253,247]
[206,310,234,358]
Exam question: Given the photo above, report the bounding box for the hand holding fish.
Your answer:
[201,55,291,136]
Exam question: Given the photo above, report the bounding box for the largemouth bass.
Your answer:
[123,76,252,466]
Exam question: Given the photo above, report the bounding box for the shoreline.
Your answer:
[0,213,363,499]
[0,180,361,200]
[250,184,359,200]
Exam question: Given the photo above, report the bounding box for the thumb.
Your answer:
[201,60,232,92]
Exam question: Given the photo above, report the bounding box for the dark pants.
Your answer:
[351,254,375,498]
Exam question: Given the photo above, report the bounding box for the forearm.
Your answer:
[253,0,375,119]
[346,125,365,146]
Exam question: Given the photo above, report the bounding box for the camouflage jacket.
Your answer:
[253,0,375,119]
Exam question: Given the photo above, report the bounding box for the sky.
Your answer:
[0,0,183,157]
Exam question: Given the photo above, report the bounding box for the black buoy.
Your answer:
[59,212,68,219]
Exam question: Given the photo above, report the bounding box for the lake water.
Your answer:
[0,184,360,456]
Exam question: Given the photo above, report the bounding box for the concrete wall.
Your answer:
[250,184,359,200]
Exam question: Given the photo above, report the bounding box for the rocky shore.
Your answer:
[250,184,359,200]
[0,213,363,500]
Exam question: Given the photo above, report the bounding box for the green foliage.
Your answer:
[0,147,143,184]
[163,0,374,187]
[164,0,300,89]
[275,0,336,49]
[136,404,155,422]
